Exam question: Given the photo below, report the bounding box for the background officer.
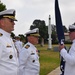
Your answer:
[0,9,19,75]
[19,28,40,75]
[14,36,23,56]
[59,25,75,75]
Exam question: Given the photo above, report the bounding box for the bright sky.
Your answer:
[1,0,75,35]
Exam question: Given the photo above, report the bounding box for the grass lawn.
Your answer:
[36,44,71,75]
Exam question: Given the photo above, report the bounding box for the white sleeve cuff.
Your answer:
[60,48,67,57]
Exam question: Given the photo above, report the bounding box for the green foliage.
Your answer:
[0,2,6,12]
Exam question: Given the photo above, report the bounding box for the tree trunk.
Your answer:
[41,38,44,47]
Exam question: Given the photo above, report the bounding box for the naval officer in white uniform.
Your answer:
[14,36,23,53]
[0,9,19,75]
[59,25,75,75]
[19,28,40,75]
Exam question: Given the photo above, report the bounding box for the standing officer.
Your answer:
[14,36,23,52]
[19,28,40,75]
[0,9,19,75]
[59,25,75,75]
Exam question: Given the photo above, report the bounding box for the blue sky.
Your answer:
[1,0,75,35]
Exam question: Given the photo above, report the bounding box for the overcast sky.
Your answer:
[1,0,75,35]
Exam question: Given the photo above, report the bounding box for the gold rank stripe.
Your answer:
[3,16,15,19]
[30,34,40,37]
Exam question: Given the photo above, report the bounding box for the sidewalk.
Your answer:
[47,67,61,75]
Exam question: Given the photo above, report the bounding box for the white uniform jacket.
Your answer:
[0,29,19,75]
[60,39,75,75]
[19,42,40,75]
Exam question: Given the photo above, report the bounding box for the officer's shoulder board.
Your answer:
[25,44,30,49]
[0,33,3,37]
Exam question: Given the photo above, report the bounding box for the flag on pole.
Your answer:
[55,0,65,44]
[55,0,65,75]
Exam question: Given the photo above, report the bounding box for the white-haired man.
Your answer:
[19,28,40,75]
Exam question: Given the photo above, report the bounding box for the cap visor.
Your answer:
[9,18,17,21]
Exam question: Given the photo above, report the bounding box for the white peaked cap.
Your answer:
[25,28,40,37]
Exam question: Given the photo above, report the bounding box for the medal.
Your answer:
[9,55,13,59]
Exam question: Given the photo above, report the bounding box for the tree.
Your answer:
[0,1,6,12]
[30,19,42,29]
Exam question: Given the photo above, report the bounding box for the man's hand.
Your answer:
[59,44,65,51]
